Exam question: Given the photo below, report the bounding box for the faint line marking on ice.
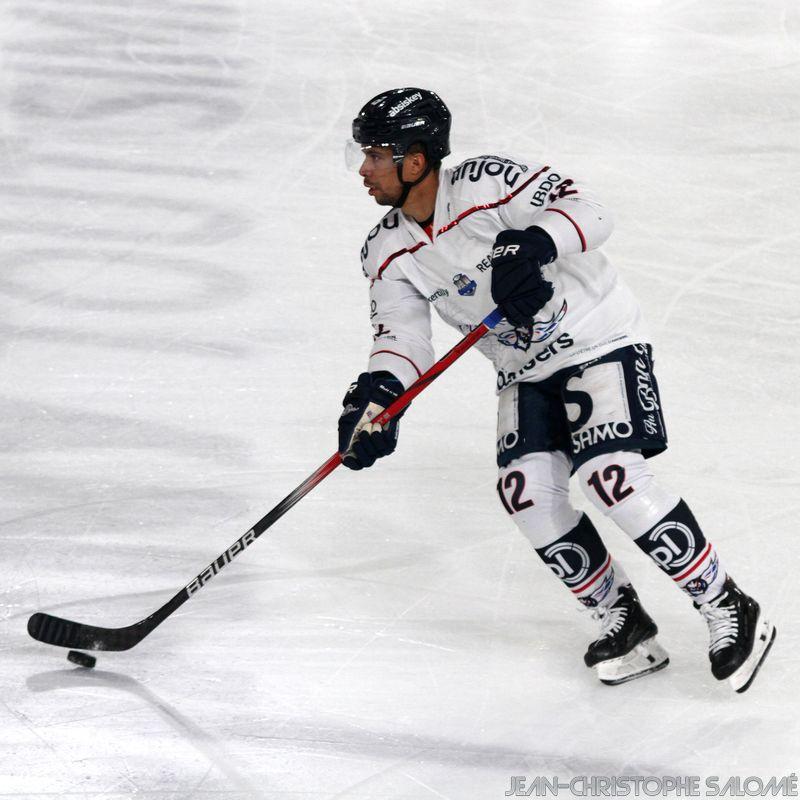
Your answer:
[660,232,798,326]
[13,0,238,34]
[150,0,252,153]
[238,594,441,749]
[328,747,433,800]
[27,668,264,796]
[35,152,242,180]
[0,697,76,779]
[400,772,455,800]
[182,763,214,800]
[390,636,457,653]
[492,538,515,620]
[469,537,517,740]
[9,61,242,90]
[326,592,433,683]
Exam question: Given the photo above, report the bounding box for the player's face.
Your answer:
[357,146,403,206]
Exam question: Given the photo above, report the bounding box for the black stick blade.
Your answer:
[27,612,141,651]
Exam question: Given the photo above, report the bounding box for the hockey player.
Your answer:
[338,88,775,691]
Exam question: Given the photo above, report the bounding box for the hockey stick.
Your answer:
[27,307,504,652]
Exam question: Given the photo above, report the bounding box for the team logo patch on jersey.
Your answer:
[452,273,477,296]
[496,300,568,351]
[497,326,535,351]
[531,299,568,343]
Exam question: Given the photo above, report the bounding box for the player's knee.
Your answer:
[497,452,581,549]
[576,451,680,538]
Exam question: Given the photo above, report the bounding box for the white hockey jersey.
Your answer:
[360,155,647,392]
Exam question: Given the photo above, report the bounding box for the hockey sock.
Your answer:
[577,453,729,606]
[631,499,727,604]
[534,513,630,608]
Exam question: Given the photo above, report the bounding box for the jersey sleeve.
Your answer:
[497,164,614,257]
[367,275,434,390]
[358,210,435,389]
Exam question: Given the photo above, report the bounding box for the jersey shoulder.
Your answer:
[443,153,548,211]
[359,207,409,280]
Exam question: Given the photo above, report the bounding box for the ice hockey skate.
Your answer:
[584,586,669,685]
[696,577,776,693]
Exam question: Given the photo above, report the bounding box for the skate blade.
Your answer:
[730,617,776,694]
[596,637,670,686]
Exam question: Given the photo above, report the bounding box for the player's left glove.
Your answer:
[338,371,405,470]
[490,226,556,326]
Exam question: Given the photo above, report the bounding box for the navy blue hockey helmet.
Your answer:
[351,88,451,163]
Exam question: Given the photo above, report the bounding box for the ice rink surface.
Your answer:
[1,0,798,797]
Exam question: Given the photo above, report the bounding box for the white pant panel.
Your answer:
[576,451,680,539]
[499,451,581,549]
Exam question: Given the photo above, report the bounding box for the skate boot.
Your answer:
[696,576,776,693]
[584,585,669,685]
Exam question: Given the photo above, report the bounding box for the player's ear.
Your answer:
[402,149,427,181]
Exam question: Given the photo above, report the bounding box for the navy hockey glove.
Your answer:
[338,371,405,470]
[490,227,556,326]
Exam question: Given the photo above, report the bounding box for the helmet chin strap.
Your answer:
[394,158,433,209]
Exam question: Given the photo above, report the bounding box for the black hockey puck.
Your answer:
[67,650,96,668]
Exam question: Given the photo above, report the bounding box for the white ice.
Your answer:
[1,1,798,798]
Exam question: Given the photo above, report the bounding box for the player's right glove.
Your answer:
[338,371,405,470]
[490,226,556,326]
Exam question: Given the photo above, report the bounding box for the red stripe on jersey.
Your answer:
[545,207,587,252]
[673,543,712,583]
[369,349,423,378]
[435,166,550,237]
[376,241,427,279]
[571,554,612,595]
[375,165,550,279]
